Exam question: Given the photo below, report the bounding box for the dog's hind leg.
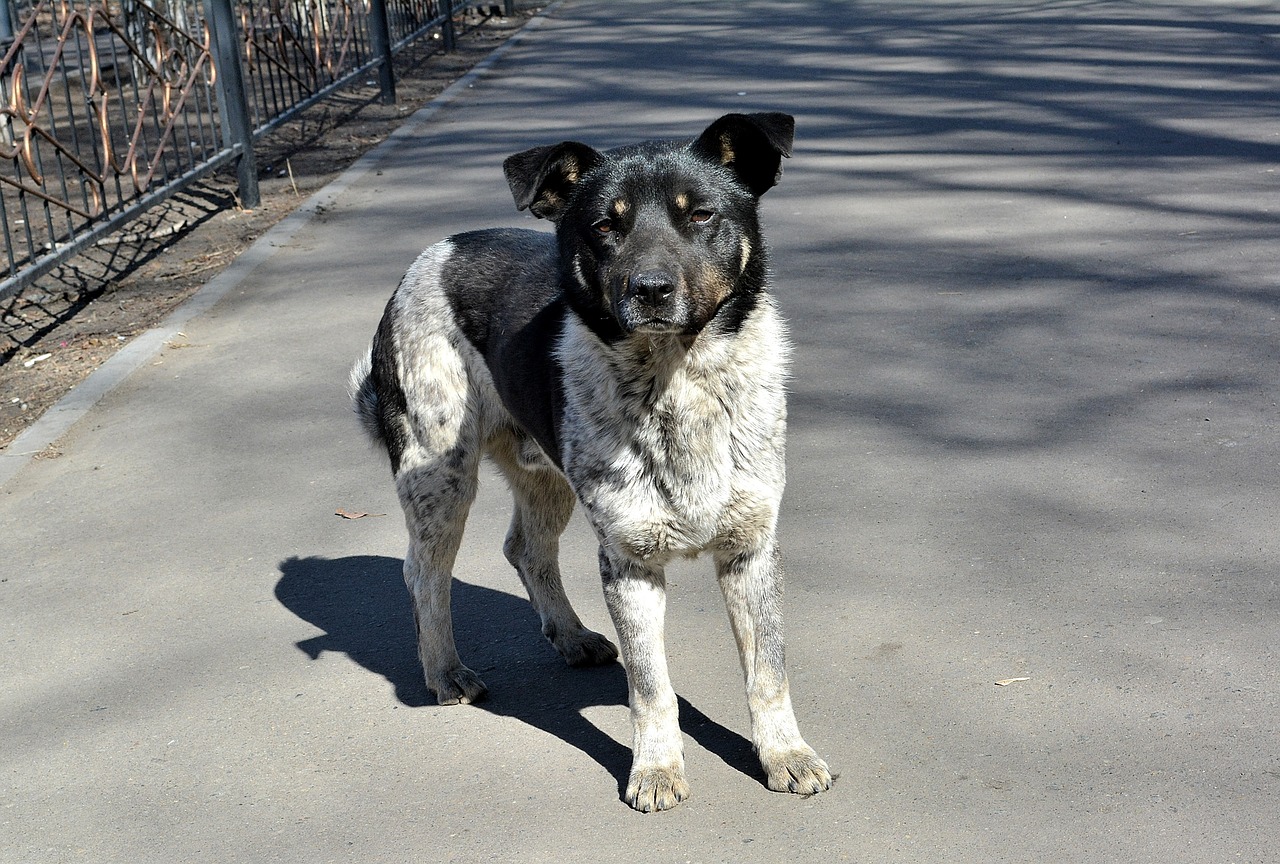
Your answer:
[489,434,619,667]
[715,542,832,795]
[390,324,489,705]
[396,437,487,705]
[600,551,689,812]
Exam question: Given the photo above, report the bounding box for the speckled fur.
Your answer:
[350,113,830,811]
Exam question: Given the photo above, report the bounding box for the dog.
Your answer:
[350,112,831,811]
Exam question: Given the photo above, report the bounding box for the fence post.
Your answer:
[0,0,13,45]
[440,0,455,52]
[204,0,259,208]
[368,0,395,104]
[0,0,13,153]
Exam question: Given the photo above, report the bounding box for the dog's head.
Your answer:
[503,113,794,341]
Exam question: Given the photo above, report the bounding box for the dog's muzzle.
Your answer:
[617,269,690,334]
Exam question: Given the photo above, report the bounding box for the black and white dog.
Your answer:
[350,112,831,811]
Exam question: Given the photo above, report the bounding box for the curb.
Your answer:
[0,2,559,491]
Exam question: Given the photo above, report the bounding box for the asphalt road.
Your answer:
[2,1,1278,861]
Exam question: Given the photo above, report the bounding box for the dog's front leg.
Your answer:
[599,549,689,812]
[716,542,832,795]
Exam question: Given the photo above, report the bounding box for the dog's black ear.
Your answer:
[691,112,795,197]
[503,141,602,221]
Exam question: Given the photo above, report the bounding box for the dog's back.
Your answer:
[350,228,564,474]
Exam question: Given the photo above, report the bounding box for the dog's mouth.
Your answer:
[625,316,686,335]
[614,288,704,336]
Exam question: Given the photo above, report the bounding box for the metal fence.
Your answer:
[0,0,490,301]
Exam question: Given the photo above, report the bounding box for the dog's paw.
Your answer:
[554,628,620,667]
[625,765,690,813]
[429,666,488,705]
[762,746,832,795]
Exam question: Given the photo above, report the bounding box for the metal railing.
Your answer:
[0,0,494,301]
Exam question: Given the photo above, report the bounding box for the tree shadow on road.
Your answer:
[275,554,760,797]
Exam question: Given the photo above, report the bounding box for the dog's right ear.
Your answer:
[503,142,601,221]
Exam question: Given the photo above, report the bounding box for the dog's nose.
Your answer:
[628,270,676,306]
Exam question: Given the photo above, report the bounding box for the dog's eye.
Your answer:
[689,209,715,225]
[592,218,614,235]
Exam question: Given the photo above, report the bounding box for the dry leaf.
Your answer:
[335,508,386,519]
[994,677,1031,687]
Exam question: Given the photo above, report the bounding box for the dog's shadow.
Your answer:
[275,555,761,796]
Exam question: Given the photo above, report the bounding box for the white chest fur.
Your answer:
[557,300,790,564]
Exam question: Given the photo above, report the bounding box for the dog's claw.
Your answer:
[429,666,488,705]
[556,629,619,667]
[763,747,832,796]
[625,766,690,812]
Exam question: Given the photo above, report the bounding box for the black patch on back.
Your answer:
[441,229,569,468]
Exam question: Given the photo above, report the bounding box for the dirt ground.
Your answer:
[0,7,536,453]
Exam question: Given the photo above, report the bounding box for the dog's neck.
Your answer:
[559,300,788,415]
[606,327,740,398]
[631,330,699,368]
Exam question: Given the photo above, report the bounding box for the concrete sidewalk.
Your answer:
[3,1,1277,860]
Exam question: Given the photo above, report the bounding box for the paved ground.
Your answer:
[2,1,1278,861]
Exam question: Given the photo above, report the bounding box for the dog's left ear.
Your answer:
[503,141,602,221]
[691,112,795,197]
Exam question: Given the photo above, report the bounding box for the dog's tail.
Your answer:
[349,343,411,474]
[348,348,385,447]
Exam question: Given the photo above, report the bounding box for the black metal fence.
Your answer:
[0,0,495,300]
